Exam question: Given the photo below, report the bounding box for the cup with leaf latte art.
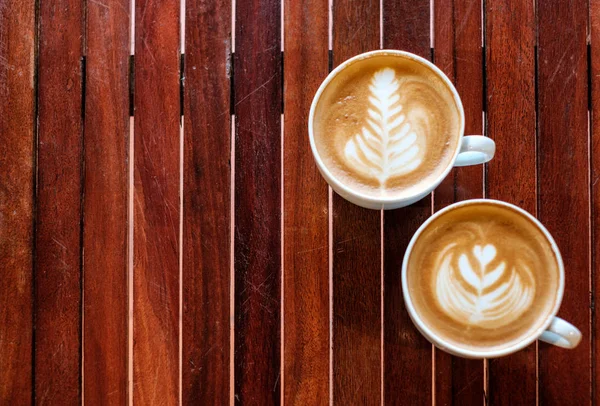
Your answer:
[309,50,495,209]
[403,199,582,358]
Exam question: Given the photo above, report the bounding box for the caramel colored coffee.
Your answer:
[313,53,461,198]
[407,202,560,352]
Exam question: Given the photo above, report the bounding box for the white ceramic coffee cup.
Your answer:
[309,50,496,210]
[402,199,582,359]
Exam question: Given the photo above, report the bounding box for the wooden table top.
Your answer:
[1,0,597,404]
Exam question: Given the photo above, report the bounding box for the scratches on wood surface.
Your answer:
[134,0,180,404]
[0,1,596,405]
[234,0,282,404]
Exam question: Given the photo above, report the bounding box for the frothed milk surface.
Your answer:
[313,54,461,198]
[407,202,560,352]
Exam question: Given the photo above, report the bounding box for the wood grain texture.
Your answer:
[182,0,231,403]
[433,0,485,404]
[35,0,83,403]
[331,1,381,404]
[233,0,281,403]
[0,0,35,402]
[83,0,129,403]
[537,1,591,404]
[382,1,432,404]
[283,0,329,403]
[383,0,430,57]
[485,0,537,404]
[133,0,180,403]
[591,1,600,403]
[434,0,485,402]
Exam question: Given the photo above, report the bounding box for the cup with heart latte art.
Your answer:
[309,49,495,209]
[403,199,581,358]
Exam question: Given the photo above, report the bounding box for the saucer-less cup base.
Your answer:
[309,50,496,210]
[401,199,582,358]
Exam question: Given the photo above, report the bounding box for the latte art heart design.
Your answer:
[344,68,425,186]
[435,242,535,328]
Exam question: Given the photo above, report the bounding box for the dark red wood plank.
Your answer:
[485,0,537,403]
[35,0,83,403]
[591,1,600,403]
[537,1,590,404]
[432,7,458,405]
[0,0,35,402]
[433,0,485,404]
[134,0,180,403]
[283,0,329,403]
[331,204,380,406]
[182,0,231,403]
[83,0,129,403]
[330,1,381,404]
[233,0,281,403]
[382,1,432,404]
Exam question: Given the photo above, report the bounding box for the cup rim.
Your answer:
[308,49,466,205]
[401,198,566,358]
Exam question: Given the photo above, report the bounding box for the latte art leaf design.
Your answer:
[435,243,535,328]
[344,68,424,185]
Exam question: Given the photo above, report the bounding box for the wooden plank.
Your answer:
[0,0,35,402]
[431,9,457,406]
[485,0,537,404]
[381,1,432,404]
[182,0,231,404]
[591,1,600,403]
[283,0,329,403]
[331,1,381,404]
[83,0,129,403]
[233,0,282,403]
[433,0,485,404]
[35,0,83,403]
[133,0,180,403]
[537,1,590,404]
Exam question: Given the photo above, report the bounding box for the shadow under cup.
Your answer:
[402,200,564,358]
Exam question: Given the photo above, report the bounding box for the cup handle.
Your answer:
[538,316,582,349]
[453,135,496,167]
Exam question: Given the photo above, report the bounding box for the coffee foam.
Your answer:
[313,54,461,199]
[407,202,560,352]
